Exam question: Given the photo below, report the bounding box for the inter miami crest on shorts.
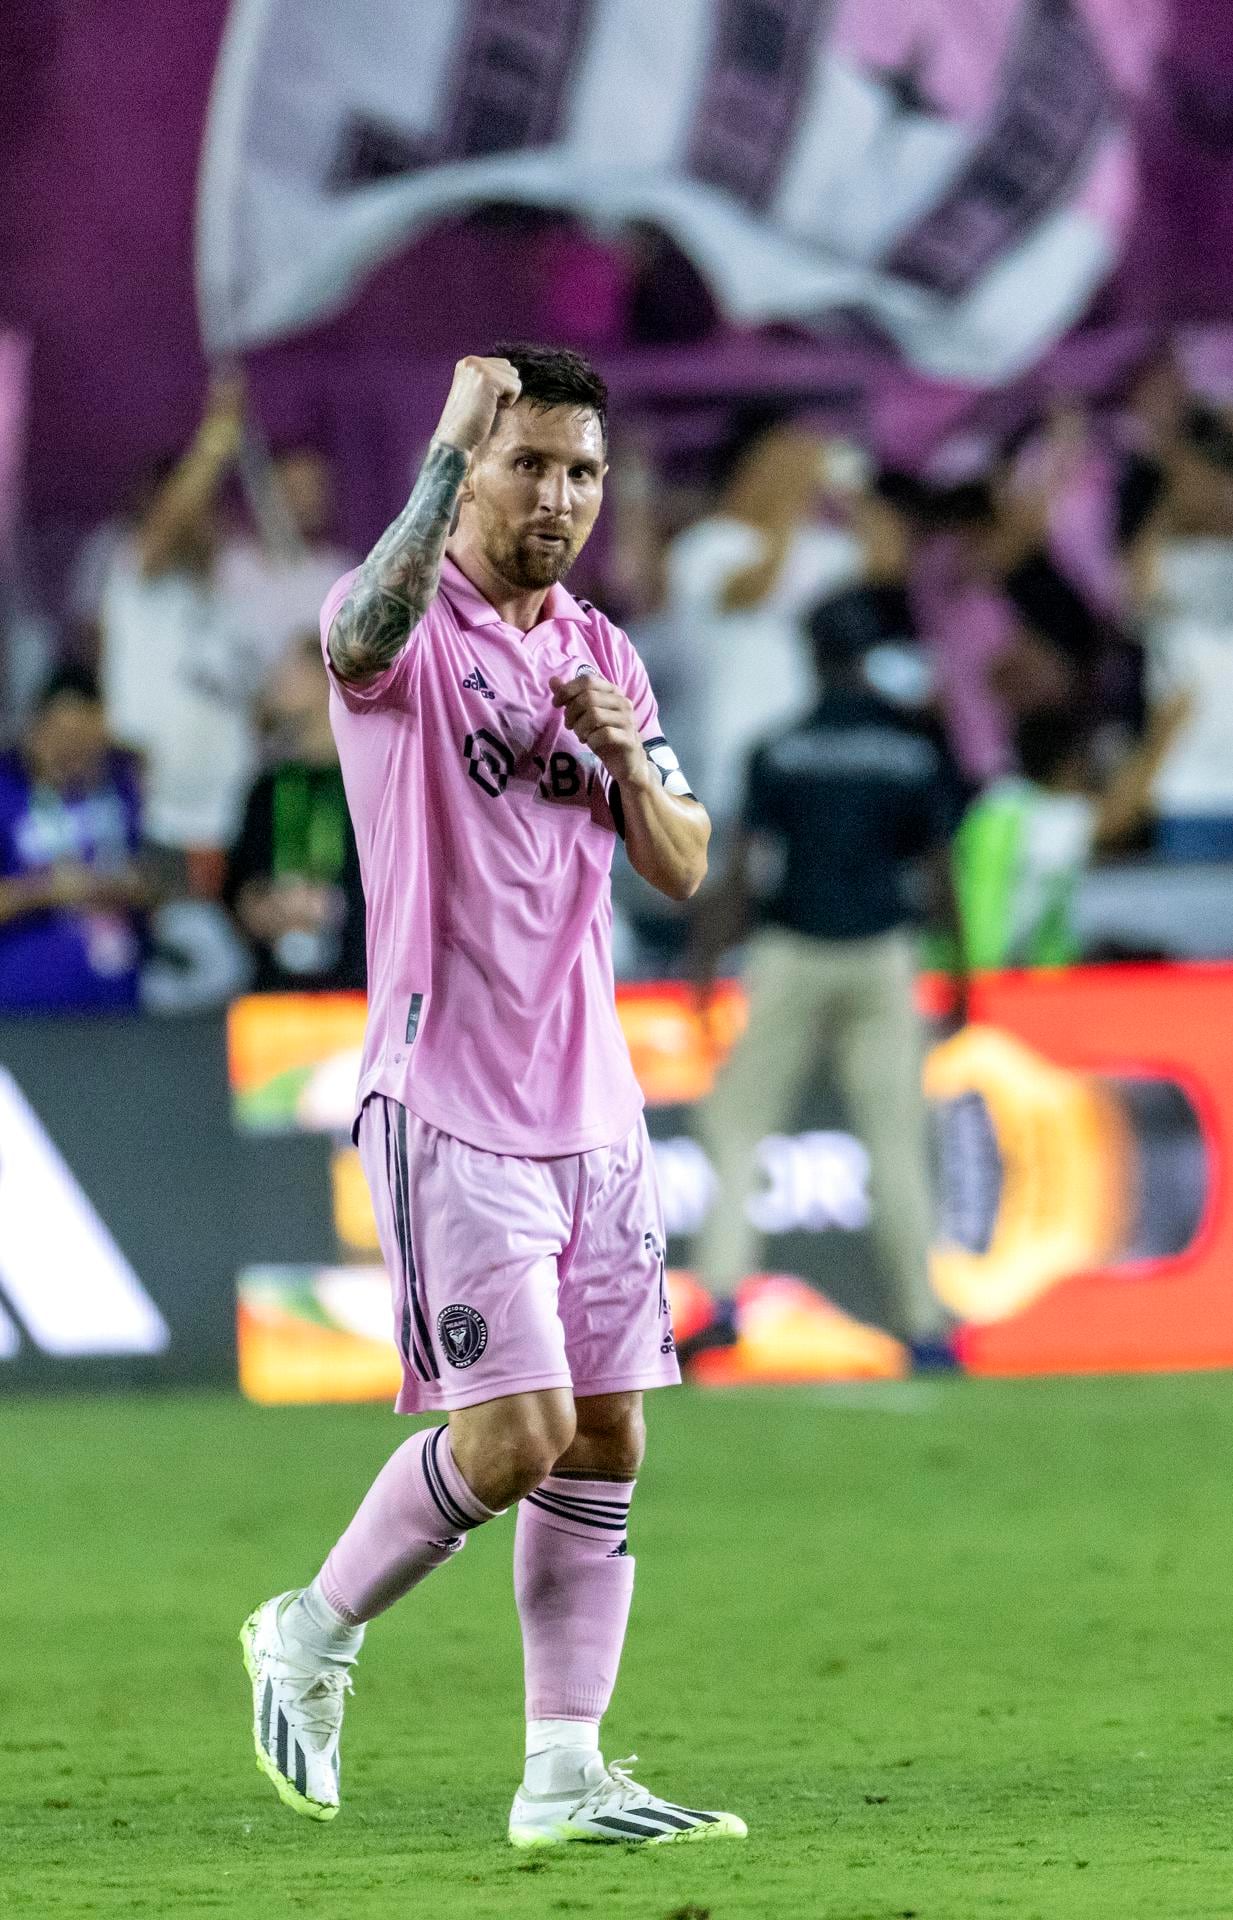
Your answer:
[438,1303,488,1369]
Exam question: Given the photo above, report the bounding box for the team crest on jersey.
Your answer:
[438,1303,488,1369]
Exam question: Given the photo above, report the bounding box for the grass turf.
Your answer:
[2,1376,1231,1919]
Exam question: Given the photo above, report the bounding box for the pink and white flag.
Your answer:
[198,0,1162,383]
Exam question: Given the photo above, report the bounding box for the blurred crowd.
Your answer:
[3,346,1233,1017]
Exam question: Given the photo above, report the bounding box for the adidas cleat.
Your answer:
[509,1755,747,1847]
[240,1592,351,1822]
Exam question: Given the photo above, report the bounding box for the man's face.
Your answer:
[276,451,329,543]
[263,639,335,760]
[460,402,606,590]
[28,695,109,793]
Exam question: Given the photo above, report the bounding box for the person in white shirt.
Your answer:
[218,444,354,683]
[99,380,354,892]
[662,419,863,839]
[99,378,258,888]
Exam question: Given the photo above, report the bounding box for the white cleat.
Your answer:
[509,1755,748,1847]
[240,1592,352,1822]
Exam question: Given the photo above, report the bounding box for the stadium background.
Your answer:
[5,4,1233,1915]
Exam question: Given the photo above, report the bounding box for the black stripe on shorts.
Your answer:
[394,1103,439,1380]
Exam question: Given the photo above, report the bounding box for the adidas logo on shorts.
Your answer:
[461,666,496,699]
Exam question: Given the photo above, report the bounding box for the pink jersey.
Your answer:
[321,556,674,1157]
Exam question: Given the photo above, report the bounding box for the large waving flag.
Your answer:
[197,0,1161,383]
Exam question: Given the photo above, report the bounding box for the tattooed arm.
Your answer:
[327,355,522,684]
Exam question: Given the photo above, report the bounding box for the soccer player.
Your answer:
[242,346,746,1847]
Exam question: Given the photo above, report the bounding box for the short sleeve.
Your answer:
[741,744,779,834]
[908,739,964,854]
[586,615,690,792]
[610,630,660,739]
[320,570,417,712]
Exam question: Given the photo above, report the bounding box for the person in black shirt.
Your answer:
[225,633,365,992]
[690,582,962,1353]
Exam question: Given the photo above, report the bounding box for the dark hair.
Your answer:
[1003,554,1105,666]
[33,662,102,712]
[1014,706,1088,784]
[712,400,798,488]
[808,584,915,673]
[488,341,608,443]
[872,468,996,532]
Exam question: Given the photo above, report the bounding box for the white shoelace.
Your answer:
[575,1755,652,1815]
[284,1668,353,1748]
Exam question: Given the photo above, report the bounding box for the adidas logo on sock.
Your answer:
[461,666,496,698]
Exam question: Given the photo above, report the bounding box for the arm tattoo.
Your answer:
[328,438,469,683]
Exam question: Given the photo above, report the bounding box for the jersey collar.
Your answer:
[441,554,588,630]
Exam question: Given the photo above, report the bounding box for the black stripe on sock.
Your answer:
[526,1492,629,1528]
[396,1104,439,1380]
[422,1426,474,1534]
[539,1489,632,1516]
[526,1491,628,1531]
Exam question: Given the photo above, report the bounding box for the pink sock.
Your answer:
[319,1425,498,1624]
[514,1476,636,1723]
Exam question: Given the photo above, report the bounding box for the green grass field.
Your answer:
[3,1376,1231,1919]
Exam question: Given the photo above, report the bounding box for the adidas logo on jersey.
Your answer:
[461,666,496,699]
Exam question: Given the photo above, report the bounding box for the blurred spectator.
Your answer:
[98,376,260,891]
[953,694,1191,972]
[900,415,1145,786]
[96,378,353,897]
[224,634,364,991]
[887,471,1024,785]
[661,416,861,838]
[0,665,151,1012]
[1139,400,1233,859]
[689,587,962,1352]
[218,443,354,674]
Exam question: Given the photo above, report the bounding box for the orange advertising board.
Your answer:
[229,965,1233,1392]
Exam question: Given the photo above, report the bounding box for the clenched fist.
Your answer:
[434,355,523,456]
[550,672,650,790]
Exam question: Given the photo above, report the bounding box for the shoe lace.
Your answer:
[578,1755,653,1815]
[287,1667,353,1748]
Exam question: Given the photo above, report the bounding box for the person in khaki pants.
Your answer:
[690,583,961,1354]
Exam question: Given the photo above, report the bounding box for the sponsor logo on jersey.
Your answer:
[461,666,496,698]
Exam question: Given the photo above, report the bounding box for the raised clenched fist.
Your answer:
[434,355,523,456]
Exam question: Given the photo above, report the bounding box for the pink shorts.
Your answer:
[357,1097,681,1414]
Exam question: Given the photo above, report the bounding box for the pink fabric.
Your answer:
[321,556,658,1158]
[515,1476,636,1723]
[320,1424,494,1625]
[358,1097,680,1416]
[911,536,1017,784]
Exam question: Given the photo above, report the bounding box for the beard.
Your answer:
[482,521,582,590]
